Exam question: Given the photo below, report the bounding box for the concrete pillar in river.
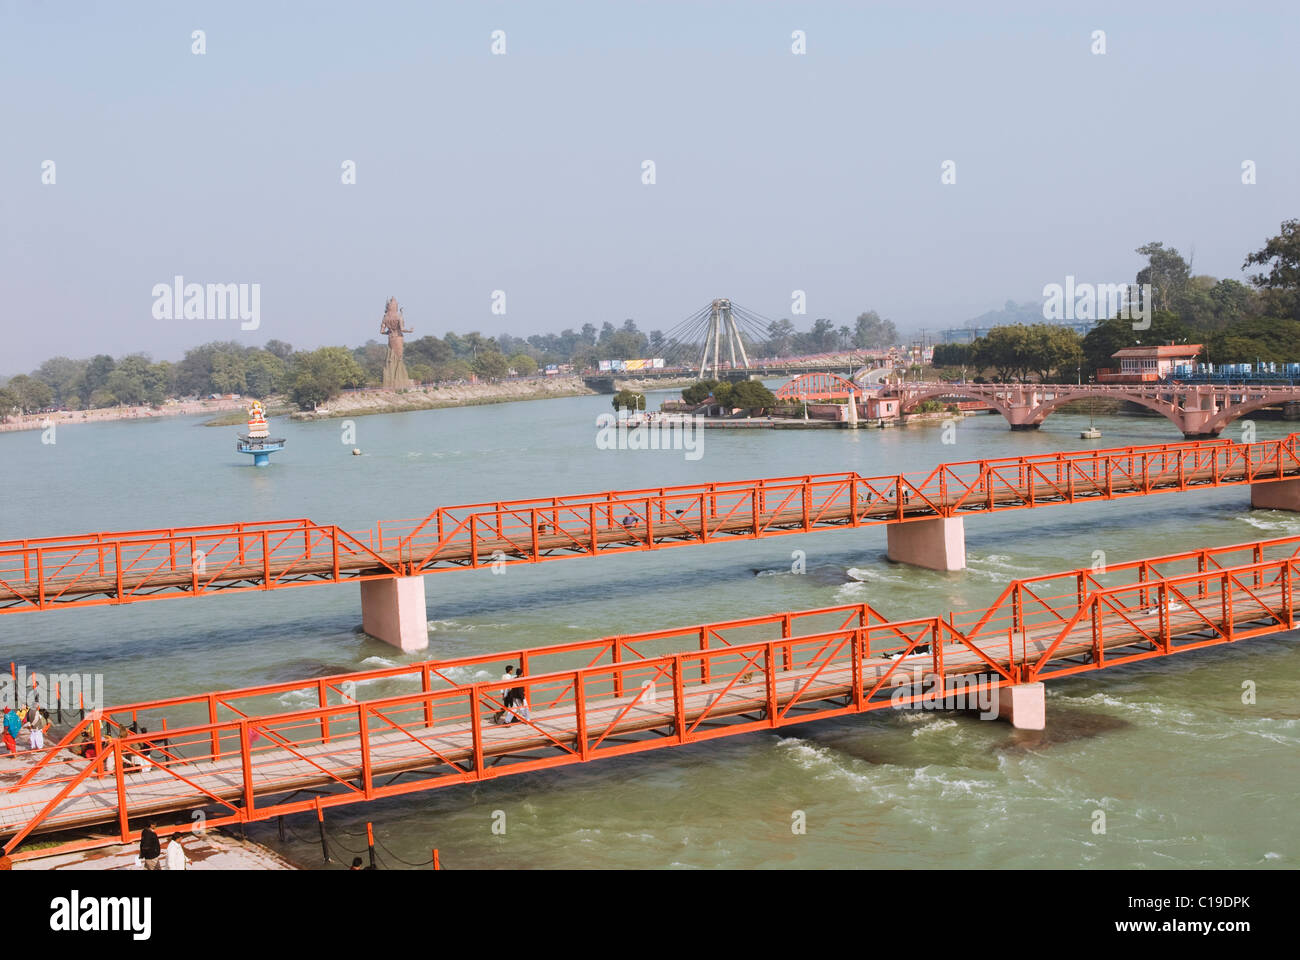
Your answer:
[360,576,429,652]
[996,681,1045,730]
[1251,477,1300,512]
[886,516,966,571]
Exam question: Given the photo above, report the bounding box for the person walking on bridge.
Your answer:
[494,666,515,724]
[26,706,50,751]
[505,665,531,725]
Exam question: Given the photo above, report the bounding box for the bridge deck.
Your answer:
[2,437,1296,609]
[3,546,1291,848]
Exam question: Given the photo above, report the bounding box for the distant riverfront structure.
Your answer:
[380,296,413,390]
[235,400,284,466]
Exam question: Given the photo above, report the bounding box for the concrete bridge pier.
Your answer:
[886,517,966,571]
[1251,478,1300,512]
[1180,392,1221,437]
[360,576,429,652]
[996,682,1045,730]
[1004,387,1042,430]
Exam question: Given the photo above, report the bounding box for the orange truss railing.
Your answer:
[4,533,1297,859]
[6,434,1294,615]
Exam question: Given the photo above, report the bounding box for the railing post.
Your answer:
[469,685,485,777]
[574,670,589,761]
[318,680,331,745]
[358,704,373,798]
[612,640,623,698]
[240,721,255,816]
[316,799,330,863]
[208,694,220,759]
[765,642,778,725]
[1285,561,1296,630]
[852,628,864,710]
[422,665,434,727]
[672,656,686,743]
[114,739,128,841]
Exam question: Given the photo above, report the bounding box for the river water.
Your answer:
[1,391,1295,869]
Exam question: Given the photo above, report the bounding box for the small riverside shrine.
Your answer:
[236,401,285,466]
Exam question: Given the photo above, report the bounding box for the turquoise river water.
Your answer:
[1,390,1296,869]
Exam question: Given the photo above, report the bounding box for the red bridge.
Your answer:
[4,532,1297,861]
[3,435,1300,649]
[774,371,860,401]
[882,381,1300,436]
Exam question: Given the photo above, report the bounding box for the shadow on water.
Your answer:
[995,707,1132,752]
[262,658,362,684]
[754,703,1133,771]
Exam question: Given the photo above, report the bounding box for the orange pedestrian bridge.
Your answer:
[3,435,1300,650]
[3,532,1297,860]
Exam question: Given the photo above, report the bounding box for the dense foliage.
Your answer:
[935,221,1300,380]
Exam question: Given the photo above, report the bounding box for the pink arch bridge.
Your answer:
[884,382,1300,437]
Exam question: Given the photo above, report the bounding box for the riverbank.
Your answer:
[286,377,597,422]
[0,399,247,434]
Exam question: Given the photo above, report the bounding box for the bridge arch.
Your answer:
[1203,392,1300,436]
[1017,389,1184,432]
[775,372,860,401]
[894,384,1017,422]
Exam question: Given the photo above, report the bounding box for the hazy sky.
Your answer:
[3,1,1298,372]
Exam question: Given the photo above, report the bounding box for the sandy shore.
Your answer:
[0,399,247,434]
[1,376,700,434]
[289,376,598,421]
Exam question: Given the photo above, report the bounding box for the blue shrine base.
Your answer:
[237,437,285,466]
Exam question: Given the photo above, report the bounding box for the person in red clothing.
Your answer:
[2,707,19,755]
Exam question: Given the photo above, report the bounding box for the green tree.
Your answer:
[1205,316,1300,363]
[4,375,53,413]
[852,310,899,350]
[33,356,88,407]
[1136,242,1191,314]
[80,354,116,398]
[682,380,720,404]
[289,347,366,410]
[243,350,287,398]
[1243,219,1300,320]
[730,380,776,411]
[510,354,538,376]
[765,320,797,355]
[263,339,294,361]
[472,351,510,379]
[611,389,645,411]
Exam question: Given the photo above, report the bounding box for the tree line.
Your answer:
[2,310,900,416]
[932,220,1300,381]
